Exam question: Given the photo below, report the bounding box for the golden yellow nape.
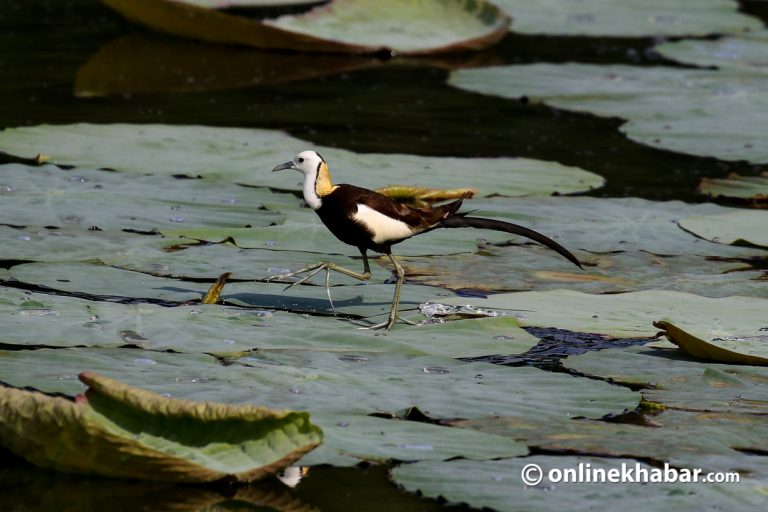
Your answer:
[315,161,338,197]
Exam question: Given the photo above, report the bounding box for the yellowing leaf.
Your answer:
[655,320,768,366]
[0,372,322,482]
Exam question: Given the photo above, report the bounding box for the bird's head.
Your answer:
[272,150,325,176]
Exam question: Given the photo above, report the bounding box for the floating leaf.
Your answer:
[464,196,765,257]
[678,210,768,249]
[0,372,322,482]
[300,413,527,467]
[449,63,768,163]
[0,348,640,425]
[398,247,767,298]
[0,124,604,197]
[0,163,282,232]
[0,285,539,358]
[699,172,768,203]
[456,409,768,481]
[101,0,510,55]
[656,29,768,73]
[391,456,767,511]
[492,0,761,37]
[563,345,768,413]
[442,290,768,338]
[655,320,768,366]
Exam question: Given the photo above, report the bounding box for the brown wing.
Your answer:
[331,184,464,230]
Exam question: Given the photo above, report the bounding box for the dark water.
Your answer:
[1,1,766,510]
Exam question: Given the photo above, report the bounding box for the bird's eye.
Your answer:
[298,157,305,163]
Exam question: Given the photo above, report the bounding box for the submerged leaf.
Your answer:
[101,0,510,55]
[0,372,322,482]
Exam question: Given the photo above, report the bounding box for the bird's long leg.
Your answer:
[363,252,418,331]
[266,249,372,311]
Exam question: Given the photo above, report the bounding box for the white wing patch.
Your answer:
[352,204,414,244]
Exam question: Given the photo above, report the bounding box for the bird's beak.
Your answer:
[272,161,295,172]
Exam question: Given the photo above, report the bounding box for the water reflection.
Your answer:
[0,456,457,512]
[75,33,501,97]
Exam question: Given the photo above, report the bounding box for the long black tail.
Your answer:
[441,215,583,269]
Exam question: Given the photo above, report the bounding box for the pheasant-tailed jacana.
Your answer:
[271,150,582,331]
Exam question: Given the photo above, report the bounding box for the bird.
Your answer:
[270,150,582,331]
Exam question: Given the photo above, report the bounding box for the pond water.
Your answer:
[1,1,767,511]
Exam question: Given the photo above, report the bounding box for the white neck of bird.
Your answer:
[302,161,336,210]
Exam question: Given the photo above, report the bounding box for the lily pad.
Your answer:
[699,172,768,202]
[0,124,604,197]
[678,210,768,249]
[398,246,767,298]
[0,163,282,231]
[0,285,539,358]
[492,0,761,37]
[101,0,510,55]
[0,348,640,423]
[456,409,768,481]
[0,226,183,263]
[449,63,768,163]
[0,372,322,482]
[563,345,768,413]
[391,456,767,511]
[656,320,768,366]
[300,413,527,467]
[656,29,768,73]
[464,196,766,257]
[442,290,768,338]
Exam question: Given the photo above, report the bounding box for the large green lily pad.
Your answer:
[464,196,766,257]
[0,225,191,264]
[300,413,527,467]
[449,64,768,163]
[0,285,539,358]
[492,0,761,37]
[399,246,767,298]
[456,409,768,481]
[442,290,768,338]
[679,210,768,249]
[0,163,282,231]
[563,345,768,413]
[0,124,603,196]
[0,372,322,482]
[0,348,640,423]
[101,0,510,55]
[391,456,767,511]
